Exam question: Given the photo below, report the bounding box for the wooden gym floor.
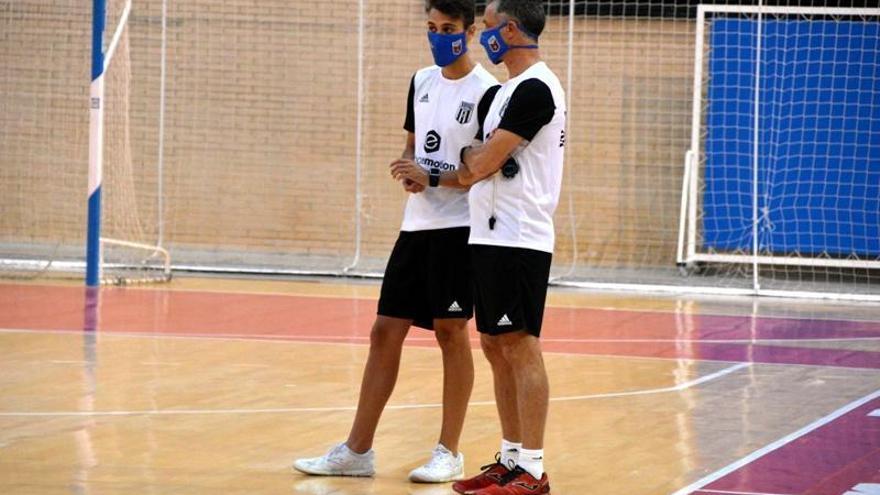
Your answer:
[0,278,878,494]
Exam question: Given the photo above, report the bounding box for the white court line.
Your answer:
[3,327,877,345]
[694,490,794,495]
[0,363,748,417]
[101,282,880,323]
[670,388,880,495]
[552,362,749,402]
[1,327,876,371]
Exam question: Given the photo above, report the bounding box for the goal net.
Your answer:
[0,0,169,285]
[678,5,880,299]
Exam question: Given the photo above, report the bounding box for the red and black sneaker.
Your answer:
[472,465,550,494]
[452,453,510,494]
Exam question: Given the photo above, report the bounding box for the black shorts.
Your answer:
[377,227,473,330]
[471,245,552,337]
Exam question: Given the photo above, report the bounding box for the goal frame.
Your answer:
[676,4,880,300]
[87,0,170,286]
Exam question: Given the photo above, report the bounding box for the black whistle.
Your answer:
[489,216,496,230]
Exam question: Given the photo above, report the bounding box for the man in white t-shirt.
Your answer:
[293,0,498,485]
[450,1,565,494]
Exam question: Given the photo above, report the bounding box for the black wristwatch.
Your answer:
[429,168,441,187]
[459,145,472,164]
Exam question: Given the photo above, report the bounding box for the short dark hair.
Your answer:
[426,0,476,29]
[493,0,545,39]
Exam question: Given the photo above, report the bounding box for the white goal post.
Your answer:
[87,0,171,286]
[677,4,880,301]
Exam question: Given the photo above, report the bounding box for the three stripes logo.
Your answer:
[497,314,513,327]
[448,301,463,312]
[456,101,475,125]
[419,93,430,103]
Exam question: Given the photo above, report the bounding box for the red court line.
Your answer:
[700,397,880,495]
[1,283,879,369]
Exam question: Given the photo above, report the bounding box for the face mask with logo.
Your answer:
[479,21,539,65]
[428,31,467,67]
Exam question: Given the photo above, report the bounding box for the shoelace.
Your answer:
[326,444,350,466]
[478,452,505,473]
[424,448,452,469]
[497,464,528,486]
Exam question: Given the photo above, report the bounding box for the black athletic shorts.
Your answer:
[377,227,473,330]
[470,244,552,337]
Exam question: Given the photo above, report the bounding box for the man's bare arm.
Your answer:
[457,129,524,186]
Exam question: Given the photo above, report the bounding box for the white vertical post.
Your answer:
[86,0,107,287]
[346,0,365,273]
[677,150,693,265]
[686,6,707,263]
[558,0,577,279]
[157,0,168,247]
[752,2,763,293]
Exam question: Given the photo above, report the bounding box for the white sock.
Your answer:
[500,439,521,467]
[517,447,544,479]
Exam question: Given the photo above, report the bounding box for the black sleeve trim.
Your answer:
[498,79,555,142]
[476,85,502,141]
[403,75,416,133]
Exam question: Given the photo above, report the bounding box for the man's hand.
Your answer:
[390,158,429,187]
[403,178,425,194]
[458,129,525,186]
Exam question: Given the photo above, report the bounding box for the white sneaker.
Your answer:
[408,444,464,483]
[293,443,375,477]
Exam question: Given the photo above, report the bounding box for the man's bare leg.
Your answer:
[433,318,474,454]
[345,315,412,453]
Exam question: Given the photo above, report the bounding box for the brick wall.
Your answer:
[0,1,695,273]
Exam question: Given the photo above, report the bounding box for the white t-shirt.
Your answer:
[401,64,499,232]
[468,61,567,254]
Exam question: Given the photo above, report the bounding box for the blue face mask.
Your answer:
[479,21,539,65]
[428,31,467,67]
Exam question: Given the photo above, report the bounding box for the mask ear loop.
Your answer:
[507,20,540,50]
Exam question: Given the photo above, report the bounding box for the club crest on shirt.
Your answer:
[452,39,463,55]
[456,101,475,125]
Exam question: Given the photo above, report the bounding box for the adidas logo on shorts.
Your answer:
[497,314,513,326]
[448,301,463,312]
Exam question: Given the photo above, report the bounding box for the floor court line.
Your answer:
[694,490,794,495]
[3,327,877,346]
[0,363,749,417]
[670,388,880,495]
[23,281,880,323]
[2,327,875,371]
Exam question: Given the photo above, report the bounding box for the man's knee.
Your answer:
[370,316,410,347]
[493,331,540,362]
[480,333,507,362]
[433,319,468,347]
